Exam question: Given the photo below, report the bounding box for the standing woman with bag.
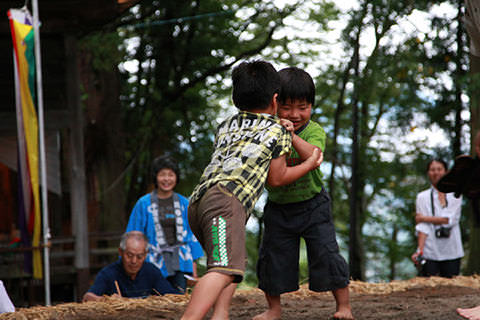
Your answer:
[411,159,464,278]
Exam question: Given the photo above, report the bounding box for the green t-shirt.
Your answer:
[267,120,326,204]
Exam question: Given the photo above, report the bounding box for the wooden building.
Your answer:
[0,0,139,305]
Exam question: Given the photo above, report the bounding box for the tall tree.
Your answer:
[118,1,305,213]
[419,2,469,158]
[410,1,478,273]
[306,0,442,280]
[78,0,475,282]
[348,8,363,279]
[78,31,130,233]
[79,0,307,233]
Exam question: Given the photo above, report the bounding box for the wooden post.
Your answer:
[65,34,90,300]
[470,54,480,134]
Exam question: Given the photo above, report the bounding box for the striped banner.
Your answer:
[8,8,43,279]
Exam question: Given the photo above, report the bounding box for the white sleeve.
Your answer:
[415,192,432,236]
[416,222,431,236]
[416,192,430,216]
[0,281,14,313]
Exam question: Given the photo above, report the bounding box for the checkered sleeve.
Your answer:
[212,131,220,148]
[272,128,292,159]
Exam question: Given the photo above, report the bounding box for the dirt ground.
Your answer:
[2,276,480,319]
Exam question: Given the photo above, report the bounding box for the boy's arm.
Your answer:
[279,119,321,160]
[280,119,325,161]
[267,148,323,187]
[292,133,322,161]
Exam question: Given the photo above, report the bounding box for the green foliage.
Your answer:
[116,0,316,210]
[244,229,260,286]
[80,0,478,281]
[79,32,124,72]
[303,0,471,280]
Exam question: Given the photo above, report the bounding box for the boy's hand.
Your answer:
[279,119,294,132]
[305,148,323,169]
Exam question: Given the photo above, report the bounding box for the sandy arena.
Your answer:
[2,276,480,319]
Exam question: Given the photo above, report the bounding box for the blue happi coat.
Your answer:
[126,192,204,277]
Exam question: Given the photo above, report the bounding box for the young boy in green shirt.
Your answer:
[181,61,323,320]
[255,67,354,320]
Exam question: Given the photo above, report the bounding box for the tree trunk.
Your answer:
[464,0,480,275]
[466,53,480,275]
[328,58,354,211]
[349,30,364,280]
[349,100,362,280]
[452,1,467,157]
[79,42,127,233]
[470,55,480,135]
[389,225,398,280]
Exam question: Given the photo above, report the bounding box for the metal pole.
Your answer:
[31,0,51,306]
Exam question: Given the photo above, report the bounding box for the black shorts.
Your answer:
[257,189,349,295]
[420,258,461,278]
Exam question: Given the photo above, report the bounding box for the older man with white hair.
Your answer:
[83,231,179,302]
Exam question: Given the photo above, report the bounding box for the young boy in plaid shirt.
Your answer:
[181,61,322,320]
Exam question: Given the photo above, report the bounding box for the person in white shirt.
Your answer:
[411,159,464,278]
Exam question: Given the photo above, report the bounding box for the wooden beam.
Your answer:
[65,34,90,301]
[0,0,140,35]
[0,111,70,134]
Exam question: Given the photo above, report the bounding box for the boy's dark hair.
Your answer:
[232,60,280,111]
[151,155,180,188]
[277,67,315,106]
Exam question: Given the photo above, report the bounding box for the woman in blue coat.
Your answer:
[127,155,204,292]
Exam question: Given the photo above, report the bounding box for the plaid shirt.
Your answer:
[190,111,292,215]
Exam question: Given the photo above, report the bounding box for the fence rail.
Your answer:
[0,232,123,280]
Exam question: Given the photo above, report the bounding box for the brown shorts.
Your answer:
[188,184,247,283]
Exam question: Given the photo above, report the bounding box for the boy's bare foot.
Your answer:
[457,305,480,320]
[252,309,281,320]
[333,306,354,320]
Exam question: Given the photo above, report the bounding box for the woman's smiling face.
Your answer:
[428,160,447,185]
[156,168,177,194]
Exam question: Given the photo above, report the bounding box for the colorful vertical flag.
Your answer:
[8,8,43,279]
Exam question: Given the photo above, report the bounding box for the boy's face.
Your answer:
[277,99,312,131]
